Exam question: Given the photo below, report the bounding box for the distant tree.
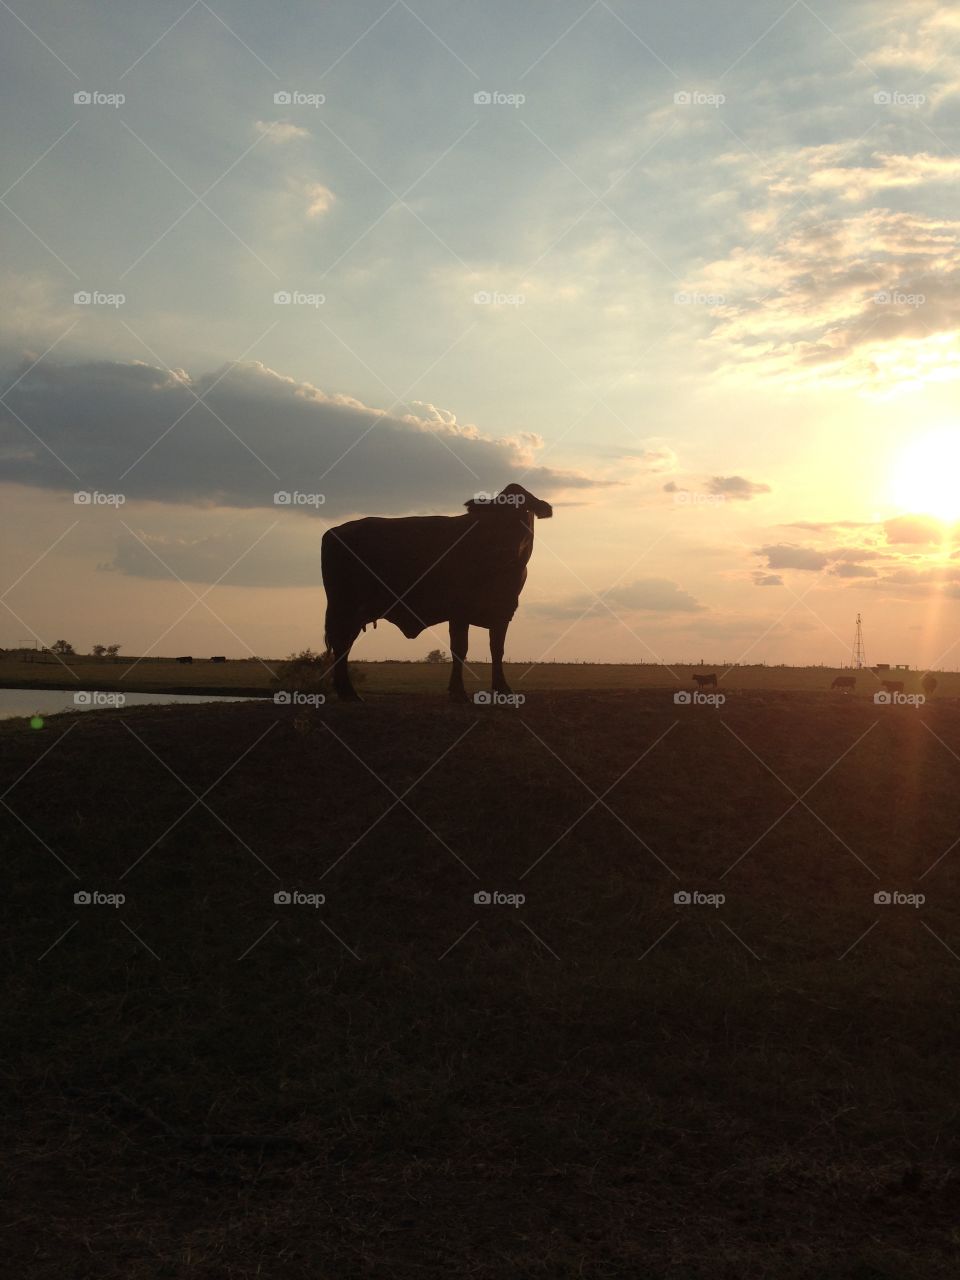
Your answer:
[105,644,121,660]
[51,639,75,655]
[425,649,448,664]
[91,644,106,658]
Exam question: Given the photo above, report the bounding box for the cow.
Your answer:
[882,680,905,695]
[693,673,717,690]
[210,655,227,663]
[832,676,856,690]
[921,673,938,697]
[176,655,193,665]
[321,483,553,702]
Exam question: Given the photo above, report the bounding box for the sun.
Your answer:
[890,428,960,522]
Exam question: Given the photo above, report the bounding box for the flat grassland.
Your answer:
[2,653,954,699]
[5,689,960,1277]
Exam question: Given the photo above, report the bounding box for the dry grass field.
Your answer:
[5,688,960,1276]
[2,653,956,700]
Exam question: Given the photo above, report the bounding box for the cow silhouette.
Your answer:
[321,484,552,701]
[693,673,717,690]
[832,676,856,690]
[882,680,905,695]
[921,673,937,697]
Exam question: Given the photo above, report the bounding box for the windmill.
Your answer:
[851,613,865,670]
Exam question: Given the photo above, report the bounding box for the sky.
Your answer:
[2,0,960,668]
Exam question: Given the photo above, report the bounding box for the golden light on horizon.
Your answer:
[890,428,960,522]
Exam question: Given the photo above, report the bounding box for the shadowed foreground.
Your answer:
[6,691,960,1277]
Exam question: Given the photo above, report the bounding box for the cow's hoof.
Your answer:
[448,690,470,704]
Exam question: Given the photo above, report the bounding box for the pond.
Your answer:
[0,688,258,722]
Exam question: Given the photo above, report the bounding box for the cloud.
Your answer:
[255,120,310,144]
[706,475,771,500]
[101,522,320,588]
[831,562,878,578]
[304,182,335,217]
[534,577,704,619]
[0,357,610,517]
[752,572,784,587]
[883,514,943,544]
[758,543,829,571]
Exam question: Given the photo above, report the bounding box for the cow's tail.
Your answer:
[320,528,339,656]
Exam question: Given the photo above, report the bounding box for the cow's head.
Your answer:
[464,483,553,520]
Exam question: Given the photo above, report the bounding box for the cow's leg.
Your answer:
[448,620,470,703]
[490,621,511,695]
[327,622,363,701]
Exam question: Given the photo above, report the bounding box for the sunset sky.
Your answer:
[2,0,960,667]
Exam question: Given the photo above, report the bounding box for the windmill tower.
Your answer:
[851,613,865,670]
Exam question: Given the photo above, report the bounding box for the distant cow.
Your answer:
[882,680,904,694]
[693,673,717,690]
[921,673,937,697]
[176,655,193,665]
[210,655,226,663]
[321,483,553,701]
[832,676,856,690]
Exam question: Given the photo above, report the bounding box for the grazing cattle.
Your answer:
[693,673,717,690]
[882,680,904,694]
[321,483,553,701]
[176,655,193,665]
[832,676,856,690]
[921,673,937,697]
[210,655,226,663]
